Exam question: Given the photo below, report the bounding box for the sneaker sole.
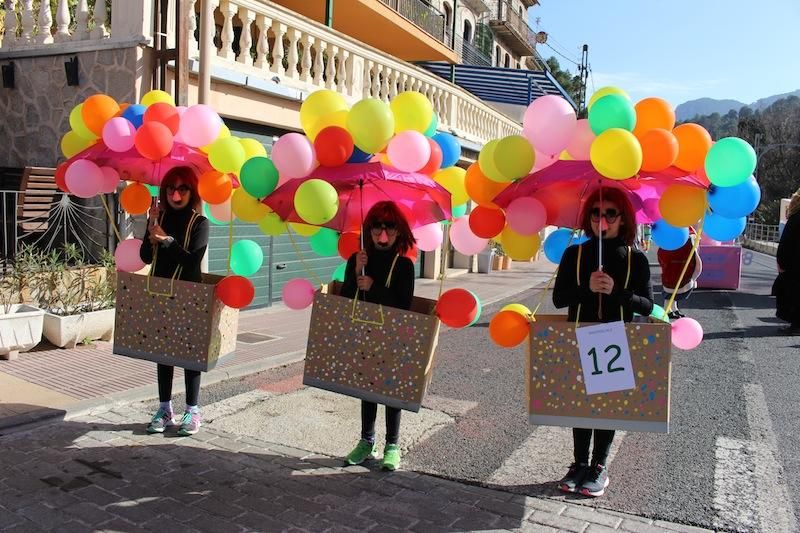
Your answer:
[345,454,375,466]
[558,483,577,493]
[146,426,166,434]
[381,463,398,471]
[580,477,610,498]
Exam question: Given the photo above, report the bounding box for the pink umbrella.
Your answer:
[263,162,452,232]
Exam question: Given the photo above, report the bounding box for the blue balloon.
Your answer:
[347,146,372,163]
[121,104,146,129]
[574,231,590,245]
[703,212,746,242]
[543,228,575,264]
[708,176,761,218]
[432,132,461,168]
[652,220,689,250]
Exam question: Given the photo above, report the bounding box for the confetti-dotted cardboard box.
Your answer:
[303,283,440,412]
[527,315,672,433]
[113,272,238,372]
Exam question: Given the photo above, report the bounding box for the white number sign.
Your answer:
[575,321,636,395]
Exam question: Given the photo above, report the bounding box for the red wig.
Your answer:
[159,166,201,212]
[580,187,637,245]
[362,201,416,255]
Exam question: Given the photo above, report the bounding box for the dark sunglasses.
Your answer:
[166,185,191,195]
[590,208,621,222]
[370,222,398,235]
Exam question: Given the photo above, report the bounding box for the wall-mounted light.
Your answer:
[1,62,14,89]
[64,56,79,86]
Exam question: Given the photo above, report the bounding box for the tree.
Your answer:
[544,56,583,111]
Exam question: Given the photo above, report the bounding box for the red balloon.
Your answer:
[143,102,180,135]
[436,288,479,328]
[419,138,443,175]
[314,126,354,167]
[215,275,255,308]
[55,163,70,193]
[338,231,361,260]
[469,205,506,238]
[135,122,174,160]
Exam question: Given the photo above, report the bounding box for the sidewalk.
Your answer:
[0,260,556,432]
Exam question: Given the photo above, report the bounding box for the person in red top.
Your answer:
[657,227,702,319]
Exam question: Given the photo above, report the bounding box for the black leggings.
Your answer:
[361,401,401,445]
[157,364,201,406]
[573,428,615,466]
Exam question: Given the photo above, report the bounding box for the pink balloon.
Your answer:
[174,106,187,144]
[102,117,136,152]
[99,167,120,194]
[671,317,703,350]
[413,222,443,252]
[209,199,234,222]
[283,278,316,310]
[449,216,489,255]
[565,119,595,160]
[65,160,104,198]
[179,104,222,148]
[387,131,431,172]
[506,197,547,235]
[523,95,577,156]
[115,239,145,273]
[272,133,317,179]
[533,149,558,171]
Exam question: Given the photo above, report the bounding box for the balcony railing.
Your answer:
[378,0,448,46]
[0,0,114,49]
[484,0,536,56]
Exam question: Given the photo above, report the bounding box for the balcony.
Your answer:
[484,0,536,57]
[460,0,492,15]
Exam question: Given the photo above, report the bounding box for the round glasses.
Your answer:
[370,222,398,236]
[590,208,620,223]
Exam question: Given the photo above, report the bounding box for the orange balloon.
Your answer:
[468,205,506,238]
[633,97,675,137]
[120,182,151,215]
[81,94,120,136]
[465,163,509,205]
[198,170,233,204]
[639,128,679,173]
[659,184,707,227]
[672,123,712,172]
[489,310,530,348]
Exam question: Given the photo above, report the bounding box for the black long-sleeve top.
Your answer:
[139,207,209,283]
[340,249,415,311]
[777,212,800,275]
[553,237,654,323]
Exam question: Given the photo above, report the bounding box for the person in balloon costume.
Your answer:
[339,201,416,471]
[657,227,701,320]
[552,188,654,497]
[140,166,210,436]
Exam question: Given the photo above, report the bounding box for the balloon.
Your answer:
[588,86,630,110]
[300,90,348,135]
[309,228,340,256]
[650,304,670,323]
[141,89,175,107]
[208,136,247,174]
[566,119,595,160]
[413,223,443,252]
[230,239,264,277]
[708,176,760,218]
[55,163,69,193]
[348,146,373,163]
[671,317,703,350]
[283,278,316,310]
[522,95,577,156]
[145,184,159,197]
[501,303,532,318]
[332,262,347,282]
[197,170,232,204]
[469,205,505,238]
[451,203,467,219]
[347,98,394,153]
[179,104,222,147]
[240,157,279,198]
[314,126,354,167]
[216,275,255,309]
[120,182,151,215]
[121,104,147,129]
[506,197,547,235]
[387,130,431,172]
[633,97,675,137]
[432,132,461,168]
[672,123,712,172]
[424,112,438,137]
[143,102,180,135]
[307,110,349,141]
[703,212,746,242]
[102,117,137,152]
[258,211,287,236]
[543,228,575,264]
[115,239,145,273]
[590,128,642,180]
[99,167,120,194]
[651,220,689,251]
[240,138,268,159]
[478,139,510,183]
[294,179,339,225]
[533,148,558,171]
[465,163,508,205]
[589,94,636,134]
[289,223,320,236]
[659,184,707,227]
[231,187,269,223]
[338,231,361,260]
[69,104,98,140]
[61,131,93,158]
[272,133,317,179]
[489,310,529,348]
[437,288,480,328]
[209,199,234,223]
[639,128,679,172]
[500,226,541,260]
[134,122,174,160]
[450,216,489,255]
[82,94,120,136]
[419,137,443,175]
[704,137,757,187]
[65,160,104,199]
[432,166,468,205]
[494,135,535,180]
[390,91,434,133]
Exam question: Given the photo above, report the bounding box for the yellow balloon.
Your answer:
[231,187,269,223]
[307,110,349,141]
[590,128,642,180]
[500,227,541,261]
[588,86,630,110]
[501,303,532,317]
[289,222,320,236]
[200,124,231,154]
[390,91,434,133]
[141,89,175,107]
[61,131,94,158]
[433,166,468,205]
[479,140,512,183]
[240,138,268,159]
[346,98,394,154]
[659,184,707,227]
[69,104,98,140]
[258,211,287,236]
[300,90,348,135]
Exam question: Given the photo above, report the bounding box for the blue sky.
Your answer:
[531,1,800,107]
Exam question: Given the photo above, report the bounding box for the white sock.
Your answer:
[187,404,200,414]
[160,400,172,412]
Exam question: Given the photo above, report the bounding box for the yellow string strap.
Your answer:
[284,225,324,287]
[575,244,630,329]
[99,195,123,243]
[663,220,704,316]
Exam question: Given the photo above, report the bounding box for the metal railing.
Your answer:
[744,222,781,244]
[484,0,536,50]
[379,0,448,45]
[445,29,493,66]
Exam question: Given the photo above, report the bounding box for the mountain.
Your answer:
[749,89,800,111]
[675,89,800,121]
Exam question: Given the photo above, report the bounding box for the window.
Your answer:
[443,2,453,29]
[463,20,472,43]
[504,53,510,68]
[495,46,502,66]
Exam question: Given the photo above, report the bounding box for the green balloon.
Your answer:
[479,139,511,183]
[494,135,535,180]
[424,113,439,137]
[294,179,339,225]
[650,304,670,323]
[309,228,339,256]
[589,94,636,135]
[451,203,467,219]
[332,262,347,282]
[704,137,757,187]
[230,239,263,277]
[240,156,280,198]
[146,184,159,197]
[466,289,482,327]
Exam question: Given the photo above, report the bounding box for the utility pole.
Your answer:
[325,0,334,27]
[576,44,589,116]
[199,0,214,105]
[449,0,458,84]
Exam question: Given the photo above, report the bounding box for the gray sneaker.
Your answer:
[146,407,176,434]
[558,462,589,493]
[177,410,202,436]
[579,464,610,497]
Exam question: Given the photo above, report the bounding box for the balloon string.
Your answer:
[437,223,449,300]
[663,218,704,316]
[285,225,325,287]
[99,194,123,243]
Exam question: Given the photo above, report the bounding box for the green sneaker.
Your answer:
[381,444,401,471]
[345,439,377,465]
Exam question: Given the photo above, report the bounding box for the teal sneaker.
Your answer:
[146,407,176,434]
[177,410,201,436]
[345,439,377,465]
[381,444,401,471]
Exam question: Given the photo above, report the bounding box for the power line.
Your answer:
[542,42,580,67]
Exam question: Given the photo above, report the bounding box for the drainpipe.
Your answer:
[325,0,334,27]
[198,0,213,105]
[450,0,458,84]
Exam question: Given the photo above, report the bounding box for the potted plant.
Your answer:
[0,245,45,360]
[490,240,504,270]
